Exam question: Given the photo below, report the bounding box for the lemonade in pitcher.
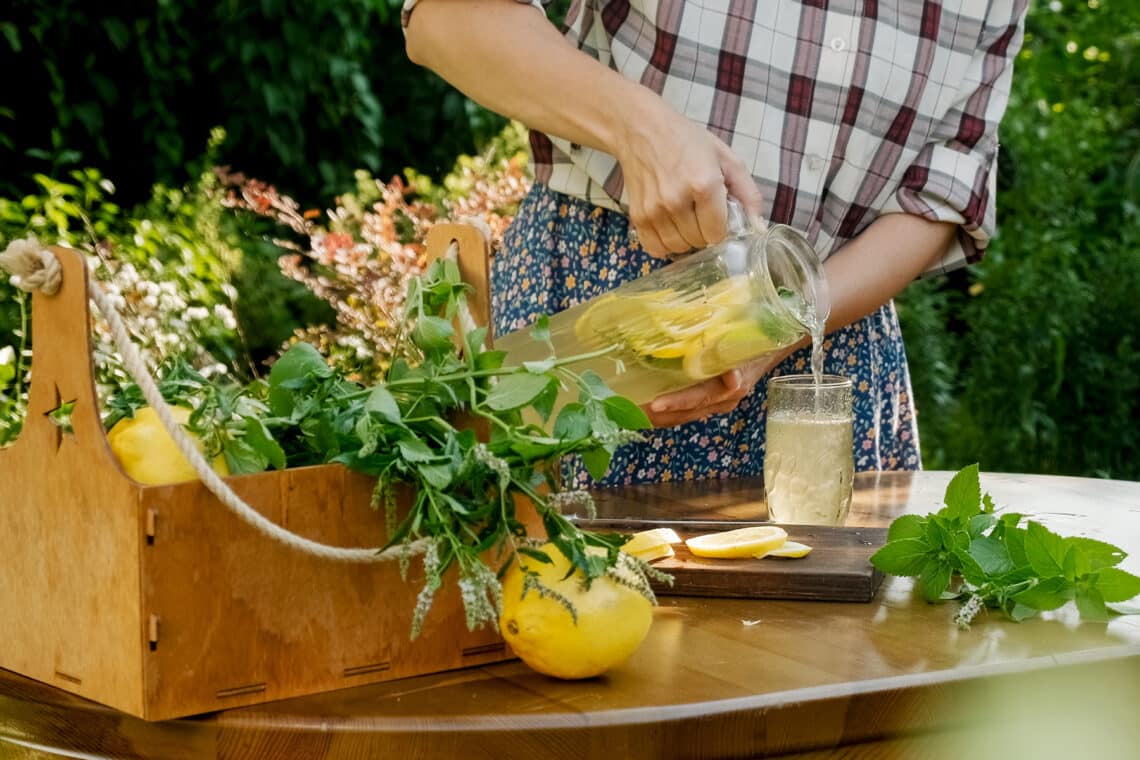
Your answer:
[493,203,829,410]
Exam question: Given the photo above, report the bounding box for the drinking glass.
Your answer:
[764,375,854,526]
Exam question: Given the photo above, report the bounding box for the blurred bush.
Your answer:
[0,0,507,204]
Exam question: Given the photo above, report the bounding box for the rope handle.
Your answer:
[1,233,486,563]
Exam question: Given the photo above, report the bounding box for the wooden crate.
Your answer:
[0,225,521,720]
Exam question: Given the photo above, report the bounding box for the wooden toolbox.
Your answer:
[0,225,519,721]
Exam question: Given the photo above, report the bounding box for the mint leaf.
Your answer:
[530,314,551,343]
[926,518,951,550]
[553,403,591,441]
[580,446,613,481]
[920,561,953,602]
[397,437,436,463]
[242,417,286,471]
[969,536,1016,577]
[870,538,931,577]
[365,385,402,425]
[887,514,926,542]
[1025,521,1068,578]
[1075,586,1109,622]
[1013,577,1073,611]
[953,548,989,587]
[412,314,455,353]
[485,373,553,411]
[1005,601,1040,621]
[940,463,981,520]
[1094,567,1140,603]
[602,395,652,430]
[1066,536,1127,575]
[1004,526,1030,568]
[968,513,998,538]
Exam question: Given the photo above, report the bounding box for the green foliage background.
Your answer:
[1,1,1138,479]
[896,0,1140,478]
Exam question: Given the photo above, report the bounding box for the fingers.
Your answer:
[715,139,765,222]
[645,371,751,428]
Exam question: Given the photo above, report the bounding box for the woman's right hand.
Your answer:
[616,99,765,258]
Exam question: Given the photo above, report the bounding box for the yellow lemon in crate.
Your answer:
[107,406,229,485]
[499,543,653,679]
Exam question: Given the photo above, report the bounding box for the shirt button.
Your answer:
[830,37,846,52]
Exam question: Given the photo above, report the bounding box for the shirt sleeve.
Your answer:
[886,0,1029,275]
[402,0,548,29]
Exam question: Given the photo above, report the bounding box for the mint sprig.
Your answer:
[871,464,1140,628]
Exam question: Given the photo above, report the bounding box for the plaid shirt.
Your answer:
[404,0,1029,272]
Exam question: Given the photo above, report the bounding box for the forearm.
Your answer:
[404,0,655,157]
[820,213,955,332]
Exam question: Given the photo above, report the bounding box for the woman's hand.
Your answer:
[642,352,787,428]
[617,104,764,258]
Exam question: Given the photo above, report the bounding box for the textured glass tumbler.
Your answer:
[764,375,854,526]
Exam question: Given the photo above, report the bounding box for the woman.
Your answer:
[403,0,1028,487]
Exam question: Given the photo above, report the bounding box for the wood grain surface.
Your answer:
[3,470,1139,759]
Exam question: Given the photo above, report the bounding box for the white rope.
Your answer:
[2,238,425,563]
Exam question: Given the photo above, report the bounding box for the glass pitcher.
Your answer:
[493,200,830,408]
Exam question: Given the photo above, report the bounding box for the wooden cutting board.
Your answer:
[574,518,889,603]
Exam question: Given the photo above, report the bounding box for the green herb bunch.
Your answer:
[104,358,286,475]
[871,464,1140,628]
[258,258,663,637]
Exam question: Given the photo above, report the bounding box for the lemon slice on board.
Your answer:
[622,528,683,561]
[754,540,813,559]
[685,526,788,559]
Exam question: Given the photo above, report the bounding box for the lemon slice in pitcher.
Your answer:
[685,526,788,559]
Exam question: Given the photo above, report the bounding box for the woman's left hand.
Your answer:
[642,354,784,428]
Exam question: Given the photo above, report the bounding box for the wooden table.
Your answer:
[2,471,1139,759]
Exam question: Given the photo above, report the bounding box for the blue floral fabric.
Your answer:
[491,184,921,488]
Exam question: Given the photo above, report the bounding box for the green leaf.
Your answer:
[365,385,402,425]
[953,548,989,587]
[485,373,553,411]
[517,546,554,565]
[1075,586,1109,623]
[1013,577,1073,611]
[919,561,953,602]
[464,326,488,358]
[969,536,1015,577]
[474,349,507,372]
[531,382,559,423]
[926,518,950,550]
[412,315,455,353]
[267,343,331,415]
[1066,536,1127,576]
[1004,526,1030,567]
[1005,601,1039,622]
[397,437,436,463]
[869,538,930,577]
[553,403,591,441]
[887,514,926,542]
[602,395,652,430]
[1025,521,1068,578]
[1094,567,1140,603]
[968,513,998,538]
[940,463,981,521]
[417,462,454,489]
[580,446,613,481]
[530,314,551,343]
[242,417,286,471]
[577,370,614,401]
[222,439,268,475]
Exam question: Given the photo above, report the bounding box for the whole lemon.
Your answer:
[107,406,229,485]
[499,543,653,679]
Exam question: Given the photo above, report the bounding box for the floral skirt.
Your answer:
[491,183,921,487]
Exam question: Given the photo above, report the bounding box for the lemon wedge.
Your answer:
[622,527,683,561]
[685,526,788,559]
[754,540,813,559]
